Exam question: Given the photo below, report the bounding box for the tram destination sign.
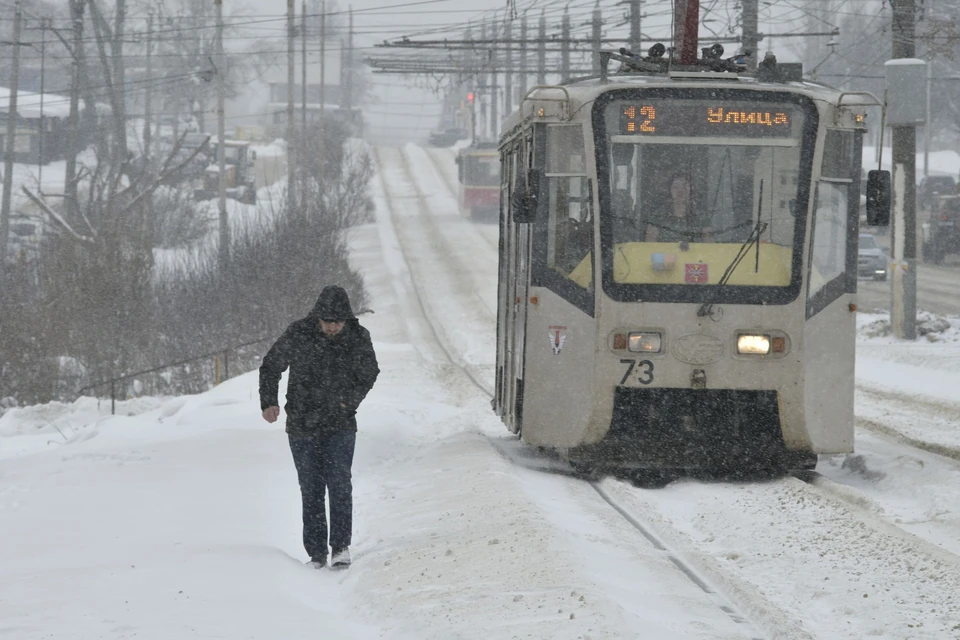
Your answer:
[619,102,795,138]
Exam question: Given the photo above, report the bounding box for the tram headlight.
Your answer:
[628,332,662,353]
[737,334,771,355]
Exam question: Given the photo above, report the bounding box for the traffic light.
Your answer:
[467,92,475,105]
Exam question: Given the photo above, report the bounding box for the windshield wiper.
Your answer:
[697,180,768,318]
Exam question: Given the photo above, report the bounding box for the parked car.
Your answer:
[427,127,468,147]
[922,194,960,264]
[858,232,887,281]
[918,175,956,211]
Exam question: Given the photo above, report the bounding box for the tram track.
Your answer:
[377,145,805,640]
[419,145,960,568]
[422,147,501,252]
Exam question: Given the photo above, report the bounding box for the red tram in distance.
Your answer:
[456,143,500,221]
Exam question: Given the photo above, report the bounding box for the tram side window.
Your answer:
[809,130,857,299]
[542,125,592,288]
[547,176,593,287]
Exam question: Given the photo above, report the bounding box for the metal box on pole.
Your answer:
[884,58,927,125]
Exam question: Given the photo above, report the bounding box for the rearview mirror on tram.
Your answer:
[866,170,891,226]
[512,169,542,223]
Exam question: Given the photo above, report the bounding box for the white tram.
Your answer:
[493,48,889,474]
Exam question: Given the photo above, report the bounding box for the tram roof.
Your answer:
[500,73,856,141]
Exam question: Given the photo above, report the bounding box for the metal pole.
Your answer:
[287,0,296,215]
[538,11,546,85]
[318,0,325,195]
[490,18,499,138]
[301,0,308,205]
[143,14,153,164]
[592,2,602,76]
[519,14,528,104]
[561,9,571,82]
[630,0,642,53]
[216,0,229,270]
[64,1,82,222]
[890,0,917,340]
[38,18,46,183]
[924,59,931,178]
[0,0,23,267]
[680,0,700,65]
[504,19,512,116]
[742,0,759,70]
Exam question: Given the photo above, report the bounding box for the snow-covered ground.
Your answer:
[5,144,960,638]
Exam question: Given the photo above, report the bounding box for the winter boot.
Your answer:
[331,548,351,570]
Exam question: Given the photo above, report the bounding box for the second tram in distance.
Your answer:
[493,47,887,476]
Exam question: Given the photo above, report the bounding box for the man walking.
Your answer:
[260,285,380,570]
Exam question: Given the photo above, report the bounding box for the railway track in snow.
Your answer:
[373,145,821,640]
[378,143,960,637]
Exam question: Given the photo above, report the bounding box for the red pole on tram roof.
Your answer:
[679,0,700,65]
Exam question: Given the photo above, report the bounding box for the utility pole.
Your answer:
[490,19,499,139]
[890,0,918,340]
[0,0,23,267]
[924,59,931,178]
[673,0,686,57]
[287,0,297,214]
[680,0,699,64]
[537,11,546,85]
[592,2,602,76]
[38,18,47,186]
[64,0,83,222]
[318,0,326,195]
[344,8,354,113]
[561,9,571,82]
[480,21,488,139]
[519,13,528,101]
[143,14,153,163]
[742,0,759,70]
[504,18,512,115]
[301,0,308,204]
[630,0,641,53]
[216,0,229,270]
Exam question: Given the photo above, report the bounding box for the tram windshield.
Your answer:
[460,153,500,187]
[599,96,814,302]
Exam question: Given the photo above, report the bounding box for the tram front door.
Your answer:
[503,220,531,433]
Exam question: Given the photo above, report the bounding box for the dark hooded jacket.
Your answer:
[259,286,380,436]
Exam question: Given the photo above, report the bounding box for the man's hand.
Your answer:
[262,406,280,423]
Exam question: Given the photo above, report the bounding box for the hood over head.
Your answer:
[310,285,356,321]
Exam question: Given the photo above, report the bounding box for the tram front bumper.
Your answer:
[578,387,798,469]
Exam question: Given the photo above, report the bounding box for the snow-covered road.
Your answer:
[4,143,960,639]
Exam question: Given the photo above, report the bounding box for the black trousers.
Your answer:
[288,430,356,559]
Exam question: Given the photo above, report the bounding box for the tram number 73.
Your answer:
[619,359,655,386]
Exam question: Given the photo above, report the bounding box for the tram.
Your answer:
[456,143,501,221]
[493,45,890,475]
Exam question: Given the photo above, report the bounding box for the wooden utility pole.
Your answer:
[630,0,641,53]
[537,11,546,85]
[0,0,23,266]
[216,0,229,270]
[287,0,296,213]
[890,0,918,340]
[742,0,759,70]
